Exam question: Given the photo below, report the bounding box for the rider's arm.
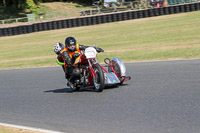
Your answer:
[62,51,72,66]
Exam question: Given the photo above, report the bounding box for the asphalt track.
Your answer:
[0,59,200,133]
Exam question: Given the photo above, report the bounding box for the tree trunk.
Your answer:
[12,0,19,10]
[2,0,15,7]
[2,0,6,6]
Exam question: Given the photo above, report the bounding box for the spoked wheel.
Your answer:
[92,63,105,92]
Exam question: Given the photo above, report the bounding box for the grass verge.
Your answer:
[0,125,43,133]
[0,11,200,69]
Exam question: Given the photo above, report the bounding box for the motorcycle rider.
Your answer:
[55,36,104,90]
[60,36,91,89]
[53,42,65,72]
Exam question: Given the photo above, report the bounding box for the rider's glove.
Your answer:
[72,53,80,58]
[96,47,104,53]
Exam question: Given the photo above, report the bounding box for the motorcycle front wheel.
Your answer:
[92,63,105,92]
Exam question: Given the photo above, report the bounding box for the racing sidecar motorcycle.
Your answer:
[57,46,131,92]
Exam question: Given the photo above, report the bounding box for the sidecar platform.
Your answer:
[104,72,120,85]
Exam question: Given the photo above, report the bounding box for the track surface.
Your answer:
[0,59,200,133]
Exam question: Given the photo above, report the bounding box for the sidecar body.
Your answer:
[101,57,131,85]
[104,72,120,85]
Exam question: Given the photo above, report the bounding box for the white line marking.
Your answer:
[0,122,65,133]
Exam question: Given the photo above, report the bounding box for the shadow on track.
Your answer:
[44,84,128,93]
[44,88,74,93]
[44,87,94,93]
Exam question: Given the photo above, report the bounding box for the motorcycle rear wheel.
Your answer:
[92,63,105,92]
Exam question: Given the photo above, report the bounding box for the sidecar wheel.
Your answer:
[92,64,105,92]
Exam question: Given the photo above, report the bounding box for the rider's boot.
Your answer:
[65,65,75,90]
[67,78,76,91]
[66,72,75,90]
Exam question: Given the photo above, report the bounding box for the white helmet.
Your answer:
[54,43,64,54]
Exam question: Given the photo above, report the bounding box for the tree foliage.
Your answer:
[26,0,38,13]
[40,0,96,5]
[0,0,40,13]
[0,0,97,14]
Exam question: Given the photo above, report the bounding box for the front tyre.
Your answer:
[92,63,105,92]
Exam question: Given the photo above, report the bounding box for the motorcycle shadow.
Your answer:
[44,84,128,93]
[45,87,95,93]
[44,88,75,93]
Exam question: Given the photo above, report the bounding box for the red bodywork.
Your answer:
[78,53,97,87]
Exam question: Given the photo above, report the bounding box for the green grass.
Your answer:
[0,11,200,69]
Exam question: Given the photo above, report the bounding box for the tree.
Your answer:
[0,0,40,13]
[26,0,38,13]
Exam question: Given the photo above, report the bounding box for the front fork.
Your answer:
[88,59,96,78]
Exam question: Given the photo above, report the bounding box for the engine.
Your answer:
[73,66,89,86]
[71,68,81,78]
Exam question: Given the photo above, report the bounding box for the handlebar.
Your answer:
[96,47,104,53]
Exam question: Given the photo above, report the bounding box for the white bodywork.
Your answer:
[85,47,97,59]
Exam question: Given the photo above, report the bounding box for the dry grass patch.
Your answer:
[0,126,44,133]
[106,44,200,53]
[40,2,91,18]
